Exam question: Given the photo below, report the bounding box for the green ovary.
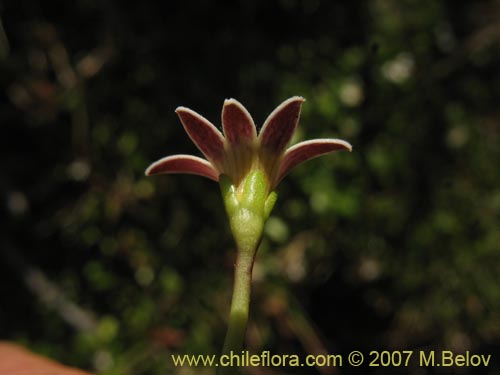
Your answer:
[221,169,277,252]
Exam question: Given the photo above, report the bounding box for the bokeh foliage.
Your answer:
[1,0,499,374]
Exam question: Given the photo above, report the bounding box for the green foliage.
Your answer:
[1,1,499,374]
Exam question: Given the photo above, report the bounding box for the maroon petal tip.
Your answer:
[145,154,219,181]
[175,107,226,169]
[222,98,257,146]
[259,96,305,155]
[276,138,352,185]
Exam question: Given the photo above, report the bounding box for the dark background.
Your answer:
[1,0,499,374]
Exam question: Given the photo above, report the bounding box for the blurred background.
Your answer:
[1,0,499,374]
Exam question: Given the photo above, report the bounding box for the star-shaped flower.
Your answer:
[145,97,352,360]
[145,96,352,193]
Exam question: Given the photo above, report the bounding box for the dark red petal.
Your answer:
[222,99,257,146]
[258,96,305,155]
[175,107,226,169]
[276,139,352,185]
[145,154,220,181]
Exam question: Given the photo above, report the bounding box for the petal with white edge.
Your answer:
[176,107,226,170]
[258,96,305,155]
[145,154,220,181]
[222,99,257,146]
[276,139,352,185]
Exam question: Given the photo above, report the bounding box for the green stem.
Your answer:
[218,171,276,374]
[218,246,256,374]
[223,249,254,353]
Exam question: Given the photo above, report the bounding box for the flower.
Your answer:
[145,96,352,192]
[146,97,352,360]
